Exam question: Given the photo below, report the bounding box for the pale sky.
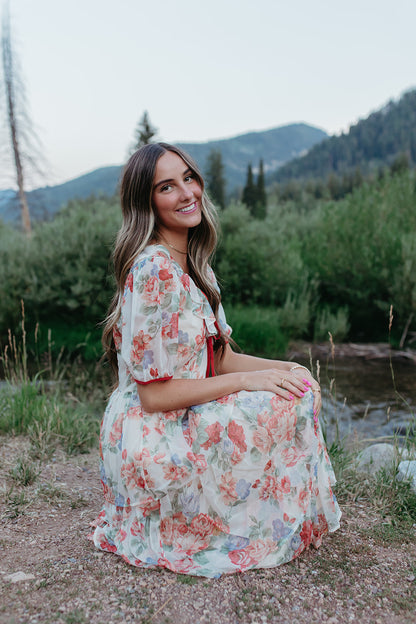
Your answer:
[1,0,415,189]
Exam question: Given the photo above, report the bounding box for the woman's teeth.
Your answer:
[177,202,196,213]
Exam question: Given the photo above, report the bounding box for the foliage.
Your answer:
[242,161,267,218]
[0,196,120,355]
[130,110,158,153]
[179,123,327,192]
[205,149,226,209]
[274,88,416,183]
[223,305,289,357]
[0,169,415,351]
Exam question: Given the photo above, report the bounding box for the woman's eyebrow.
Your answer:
[153,168,193,190]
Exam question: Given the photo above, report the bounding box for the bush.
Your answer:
[0,196,120,355]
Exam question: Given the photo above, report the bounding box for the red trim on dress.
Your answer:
[136,376,173,385]
[206,320,222,378]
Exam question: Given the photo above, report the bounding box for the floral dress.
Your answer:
[92,244,341,577]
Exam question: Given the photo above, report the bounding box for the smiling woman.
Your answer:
[151,152,203,265]
[91,142,341,578]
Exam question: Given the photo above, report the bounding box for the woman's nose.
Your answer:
[179,184,193,200]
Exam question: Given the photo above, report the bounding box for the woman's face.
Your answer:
[152,151,202,238]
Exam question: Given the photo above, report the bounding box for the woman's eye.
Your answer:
[184,174,194,183]
[160,184,172,192]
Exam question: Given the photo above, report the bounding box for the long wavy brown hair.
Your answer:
[102,142,227,380]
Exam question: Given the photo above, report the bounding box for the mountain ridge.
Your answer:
[0,122,327,224]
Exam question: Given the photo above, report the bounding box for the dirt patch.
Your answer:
[1,437,415,624]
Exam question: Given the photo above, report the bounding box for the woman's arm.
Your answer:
[138,344,317,413]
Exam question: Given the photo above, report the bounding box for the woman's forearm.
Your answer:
[216,344,299,376]
[137,372,246,413]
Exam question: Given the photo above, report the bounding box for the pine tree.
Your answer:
[131,110,158,153]
[242,163,256,212]
[205,149,226,208]
[253,159,267,219]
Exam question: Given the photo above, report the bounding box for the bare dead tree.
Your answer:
[1,3,44,235]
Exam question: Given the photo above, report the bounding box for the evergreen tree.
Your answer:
[253,159,267,219]
[205,149,226,208]
[131,110,158,153]
[242,163,256,212]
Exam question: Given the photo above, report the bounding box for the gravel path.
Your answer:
[1,437,415,624]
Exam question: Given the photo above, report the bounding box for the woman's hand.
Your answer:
[288,365,322,416]
[241,368,312,402]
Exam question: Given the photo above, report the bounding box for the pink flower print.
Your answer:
[281,446,301,467]
[131,331,152,365]
[177,343,192,361]
[159,267,177,292]
[230,446,243,466]
[157,555,194,575]
[120,461,145,489]
[268,409,297,445]
[201,421,224,450]
[153,451,166,464]
[142,275,160,306]
[149,367,159,379]
[160,517,175,546]
[190,513,216,540]
[253,426,273,454]
[97,533,117,553]
[162,462,189,481]
[186,452,208,474]
[116,528,127,542]
[130,518,145,537]
[113,324,122,350]
[300,519,313,548]
[126,406,142,420]
[264,459,275,474]
[259,475,279,501]
[245,538,275,563]
[138,496,160,517]
[180,273,191,291]
[312,514,329,544]
[228,420,247,453]
[102,482,115,505]
[219,472,238,505]
[216,394,236,405]
[298,489,311,513]
[228,548,255,571]
[125,272,134,293]
[162,312,179,339]
[108,413,123,447]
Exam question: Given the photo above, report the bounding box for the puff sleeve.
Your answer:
[120,254,182,384]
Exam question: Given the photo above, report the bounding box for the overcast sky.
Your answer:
[1,0,415,189]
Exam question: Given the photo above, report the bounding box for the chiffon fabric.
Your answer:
[92,244,341,577]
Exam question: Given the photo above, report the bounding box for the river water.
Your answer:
[303,355,416,444]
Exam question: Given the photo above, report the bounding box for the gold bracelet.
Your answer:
[290,364,309,374]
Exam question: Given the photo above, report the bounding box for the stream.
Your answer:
[302,355,416,444]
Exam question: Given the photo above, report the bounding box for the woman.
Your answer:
[92,142,341,577]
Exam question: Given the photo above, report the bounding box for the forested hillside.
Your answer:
[0,123,326,224]
[272,89,416,183]
[179,123,327,189]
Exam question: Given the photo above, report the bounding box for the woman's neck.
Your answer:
[155,232,189,273]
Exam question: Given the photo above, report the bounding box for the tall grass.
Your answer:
[0,306,104,456]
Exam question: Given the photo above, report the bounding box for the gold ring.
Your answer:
[281,378,287,387]
[313,388,321,393]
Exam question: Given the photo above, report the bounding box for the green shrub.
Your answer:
[224,305,289,357]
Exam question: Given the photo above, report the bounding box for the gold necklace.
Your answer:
[160,237,188,255]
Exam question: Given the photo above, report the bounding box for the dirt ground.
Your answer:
[1,436,415,624]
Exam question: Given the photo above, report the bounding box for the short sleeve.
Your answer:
[218,302,232,340]
[120,254,182,384]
